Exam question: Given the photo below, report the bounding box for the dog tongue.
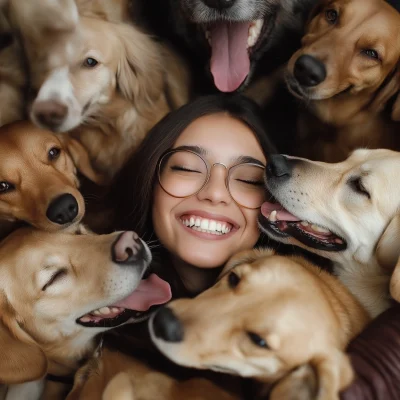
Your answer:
[261,201,301,222]
[112,274,172,312]
[210,22,251,92]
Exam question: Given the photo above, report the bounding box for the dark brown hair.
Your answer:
[111,93,276,239]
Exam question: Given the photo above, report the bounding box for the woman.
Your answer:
[111,94,400,399]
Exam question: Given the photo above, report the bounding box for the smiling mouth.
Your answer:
[77,273,172,328]
[180,214,234,235]
[258,201,347,252]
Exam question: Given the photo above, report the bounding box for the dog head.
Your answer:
[170,0,316,92]
[30,14,164,133]
[258,149,400,271]
[286,0,400,125]
[149,248,355,398]
[0,226,171,383]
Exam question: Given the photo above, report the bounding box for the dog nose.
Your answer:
[294,55,326,87]
[266,155,292,179]
[203,0,235,9]
[32,100,68,131]
[152,307,184,342]
[46,194,79,225]
[112,231,146,264]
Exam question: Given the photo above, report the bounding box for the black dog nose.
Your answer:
[152,307,184,342]
[266,155,292,179]
[203,0,235,9]
[46,194,78,225]
[112,231,146,264]
[294,55,326,87]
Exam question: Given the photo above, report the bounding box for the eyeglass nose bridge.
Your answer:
[199,162,230,197]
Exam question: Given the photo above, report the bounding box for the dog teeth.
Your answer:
[247,19,263,48]
[80,316,91,323]
[311,224,331,234]
[268,210,277,222]
[300,221,309,227]
[99,307,111,315]
[205,30,211,45]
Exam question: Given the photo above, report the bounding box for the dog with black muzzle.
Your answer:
[258,149,400,318]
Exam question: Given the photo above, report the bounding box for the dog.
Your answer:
[148,248,369,400]
[0,121,106,239]
[134,0,317,94]
[0,8,26,127]
[258,149,400,317]
[0,226,171,400]
[9,0,190,183]
[285,0,400,162]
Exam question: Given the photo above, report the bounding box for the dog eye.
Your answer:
[0,181,14,194]
[83,57,98,68]
[247,332,269,349]
[361,49,379,60]
[48,147,61,161]
[228,272,240,288]
[42,269,67,291]
[325,9,338,24]
[349,177,370,199]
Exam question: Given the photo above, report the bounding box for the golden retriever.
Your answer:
[0,121,105,238]
[258,149,400,317]
[0,8,26,127]
[8,0,190,183]
[0,226,171,400]
[285,0,400,162]
[148,249,369,400]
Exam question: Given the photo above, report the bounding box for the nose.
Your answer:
[32,100,68,131]
[152,307,184,342]
[266,155,292,180]
[294,55,327,87]
[203,0,235,9]
[196,165,231,204]
[46,194,79,225]
[112,231,146,264]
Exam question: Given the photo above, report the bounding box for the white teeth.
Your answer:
[80,316,91,323]
[300,221,309,227]
[200,219,209,230]
[311,224,331,234]
[209,220,217,231]
[269,210,277,222]
[247,19,263,48]
[181,216,232,235]
[190,217,195,227]
[93,310,101,316]
[99,307,111,315]
[195,218,201,227]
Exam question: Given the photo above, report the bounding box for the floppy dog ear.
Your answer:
[270,351,353,400]
[0,309,47,383]
[59,135,107,186]
[116,23,164,109]
[376,214,400,271]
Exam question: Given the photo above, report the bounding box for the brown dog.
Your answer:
[0,121,103,238]
[147,249,369,400]
[0,226,171,399]
[285,0,400,162]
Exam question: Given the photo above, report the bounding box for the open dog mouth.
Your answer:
[77,273,172,328]
[259,201,347,252]
[203,13,275,92]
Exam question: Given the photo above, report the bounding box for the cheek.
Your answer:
[240,209,261,247]
[152,185,176,243]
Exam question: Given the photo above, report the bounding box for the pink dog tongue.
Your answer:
[261,202,301,222]
[112,274,172,312]
[210,22,251,92]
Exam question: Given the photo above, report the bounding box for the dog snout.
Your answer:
[112,231,146,264]
[46,193,79,225]
[32,100,68,131]
[266,154,293,180]
[293,55,326,87]
[202,0,235,9]
[152,307,184,343]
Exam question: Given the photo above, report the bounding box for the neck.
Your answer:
[172,257,222,296]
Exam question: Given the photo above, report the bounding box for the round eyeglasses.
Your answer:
[157,149,266,209]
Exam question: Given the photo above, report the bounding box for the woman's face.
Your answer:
[152,113,267,268]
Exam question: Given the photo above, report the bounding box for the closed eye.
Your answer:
[348,177,370,199]
[170,166,202,173]
[235,179,264,186]
[42,269,67,291]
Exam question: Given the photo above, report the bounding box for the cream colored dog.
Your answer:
[259,149,400,317]
[0,226,171,400]
[149,249,369,400]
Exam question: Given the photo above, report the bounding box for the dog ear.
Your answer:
[390,256,400,302]
[0,302,47,383]
[376,215,400,271]
[116,23,164,110]
[59,135,107,186]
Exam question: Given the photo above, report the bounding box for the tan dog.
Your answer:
[9,0,190,183]
[0,226,171,400]
[285,0,400,162]
[0,121,103,238]
[149,249,369,400]
[259,149,400,317]
[66,347,237,400]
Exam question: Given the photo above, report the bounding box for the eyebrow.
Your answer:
[174,145,265,167]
